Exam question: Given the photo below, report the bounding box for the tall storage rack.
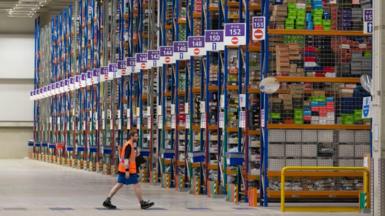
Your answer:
[261,0,372,206]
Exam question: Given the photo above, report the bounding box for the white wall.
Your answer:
[0,34,34,158]
[0,35,34,79]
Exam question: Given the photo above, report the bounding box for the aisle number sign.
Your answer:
[100,66,108,82]
[173,41,189,60]
[126,57,135,75]
[136,53,148,71]
[117,60,126,77]
[75,75,80,89]
[86,71,92,86]
[205,30,224,52]
[92,68,100,84]
[148,50,161,68]
[252,16,266,41]
[362,96,372,119]
[363,9,373,34]
[188,36,205,57]
[160,46,174,64]
[108,63,117,80]
[224,23,246,46]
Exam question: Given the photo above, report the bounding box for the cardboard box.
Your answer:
[286,144,301,157]
[338,130,355,143]
[269,159,285,171]
[338,159,355,167]
[269,144,285,157]
[338,145,355,157]
[302,159,317,166]
[302,144,318,157]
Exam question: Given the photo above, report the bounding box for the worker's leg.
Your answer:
[107,183,124,199]
[132,183,144,202]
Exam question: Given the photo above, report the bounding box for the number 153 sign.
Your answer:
[252,16,266,41]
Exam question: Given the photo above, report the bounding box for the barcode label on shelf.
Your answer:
[201,113,206,129]
[186,114,190,129]
[219,112,224,128]
[171,115,176,129]
[239,111,246,128]
[158,116,163,129]
[171,104,175,115]
[147,117,151,129]
[127,118,131,129]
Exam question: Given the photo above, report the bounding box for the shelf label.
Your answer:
[147,106,151,117]
[205,30,224,52]
[137,118,141,129]
[70,77,75,91]
[160,46,174,64]
[117,60,126,78]
[188,36,205,57]
[100,66,108,82]
[224,23,246,46]
[158,115,163,129]
[239,94,246,108]
[86,70,92,86]
[157,105,162,116]
[136,53,148,71]
[252,16,266,41]
[173,41,189,61]
[186,114,190,129]
[147,117,151,129]
[171,115,176,129]
[239,111,246,128]
[200,113,206,129]
[56,82,61,94]
[363,9,373,34]
[200,101,205,113]
[219,111,224,128]
[261,109,265,128]
[92,68,100,84]
[220,94,225,109]
[171,104,175,115]
[185,103,189,114]
[126,57,135,75]
[127,117,131,129]
[108,63,117,80]
[362,96,372,119]
[148,50,161,68]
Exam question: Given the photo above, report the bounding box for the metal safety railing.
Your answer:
[280,166,369,212]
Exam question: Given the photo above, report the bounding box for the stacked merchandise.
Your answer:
[309,91,335,125]
[270,4,287,29]
[339,7,363,31]
[209,64,219,85]
[290,85,304,124]
[279,94,293,123]
[270,97,283,123]
[285,0,306,29]
[228,50,238,85]
[249,95,260,130]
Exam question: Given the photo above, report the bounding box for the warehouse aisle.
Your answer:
[0,159,367,216]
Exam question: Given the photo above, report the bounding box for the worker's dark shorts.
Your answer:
[116,173,139,185]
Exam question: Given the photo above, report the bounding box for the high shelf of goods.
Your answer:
[260,0,372,206]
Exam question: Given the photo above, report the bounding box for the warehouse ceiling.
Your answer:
[0,0,72,34]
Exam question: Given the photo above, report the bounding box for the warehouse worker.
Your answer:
[103,130,154,210]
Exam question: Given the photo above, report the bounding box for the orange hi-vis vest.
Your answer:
[118,141,137,174]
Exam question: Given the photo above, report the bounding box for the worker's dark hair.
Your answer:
[127,130,138,139]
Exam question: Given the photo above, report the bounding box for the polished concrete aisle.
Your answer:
[0,159,367,216]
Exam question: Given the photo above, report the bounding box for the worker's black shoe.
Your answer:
[140,200,154,210]
[103,199,117,209]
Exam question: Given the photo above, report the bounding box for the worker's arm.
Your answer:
[124,143,132,179]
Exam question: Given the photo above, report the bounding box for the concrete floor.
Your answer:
[0,159,369,216]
